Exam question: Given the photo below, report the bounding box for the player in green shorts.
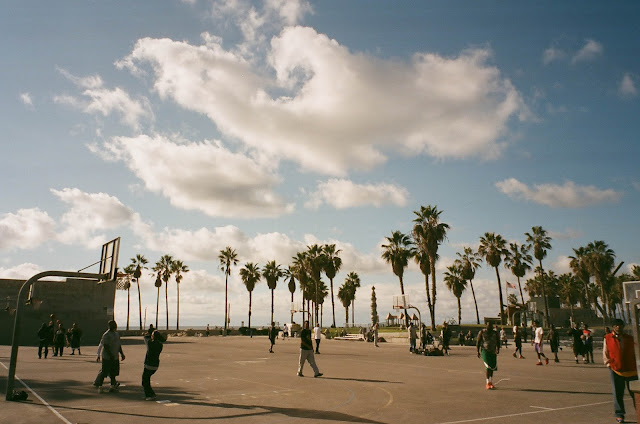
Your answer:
[477,322,500,390]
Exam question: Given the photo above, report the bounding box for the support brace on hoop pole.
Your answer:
[5,270,110,400]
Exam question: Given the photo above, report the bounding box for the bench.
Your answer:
[333,334,366,341]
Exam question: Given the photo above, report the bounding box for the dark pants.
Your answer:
[94,359,119,387]
[315,339,320,353]
[38,341,49,358]
[142,367,157,397]
[54,344,64,356]
[610,369,637,419]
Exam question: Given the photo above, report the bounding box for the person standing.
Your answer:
[268,322,277,353]
[297,321,322,377]
[93,320,125,393]
[567,322,585,364]
[142,329,166,400]
[603,319,638,423]
[532,320,549,366]
[313,323,322,354]
[205,324,210,337]
[499,327,508,347]
[583,324,594,364]
[283,323,289,340]
[441,322,451,355]
[37,322,52,359]
[69,323,82,355]
[477,322,500,390]
[408,323,417,353]
[512,325,524,359]
[53,323,66,357]
[373,323,379,347]
[547,324,560,363]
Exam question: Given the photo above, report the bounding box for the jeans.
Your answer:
[609,369,637,418]
[142,367,157,397]
[38,341,49,358]
[298,349,320,375]
[315,339,320,353]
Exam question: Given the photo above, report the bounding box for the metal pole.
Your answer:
[6,270,105,400]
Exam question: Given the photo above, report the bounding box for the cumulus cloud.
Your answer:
[116,29,526,176]
[0,208,56,250]
[52,188,136,247]
[542,46,566,65]
[305,179,409,209]
[20,92,33,108]
[0,263,43,279]
[572,39,603,64]
[496,178,622,208]
[619,73,637,98]
[97,134,294,218]
[54,68,153,130]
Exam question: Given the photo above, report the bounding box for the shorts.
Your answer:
[534,343,543,354]
[481,349,498,371]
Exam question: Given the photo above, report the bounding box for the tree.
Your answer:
[507,293,519,306]
[456,247,482,324]
[284,265,296,323]
[171,259,189,330]
[122,264,135,331]
[337,282,351,327]
[151,261,164,328]
[371,286,379,325]
[504,242,533,305]
[262,260,284,324]
[478,232,509,324]
[569,246,593,311]
[525,226,552,326]
[305,244,325,326]
[291,251,310,320]
[130,254,148,330]
[412,205,449,330]
[218,246,238,336]
[381,230,415,326]
[584,240,616,321]
[239,262,261,336]
[633,265,640,281]
[443,263,467,325]
[157,254,174,330]
[345,271,361,327]
[558,273,581,323]
[322,244,342,328]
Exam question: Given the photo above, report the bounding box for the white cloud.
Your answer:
[20,92,33,108]
[496,178,622,208]
[552,256,572,274]
[0,263,43,279]
[305,178,409,209]
[52,188,136,247]
[572,39,603,64]
[54,68,153,130]
[548,228,582,240]
[0,208,56,250]
[542,46,566,65]
[619,73,637,98]
[97,134,294,218]
[117,30,526,176]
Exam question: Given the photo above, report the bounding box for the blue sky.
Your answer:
[1,0,638,328]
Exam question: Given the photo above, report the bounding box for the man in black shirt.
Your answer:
[297,321,322,377]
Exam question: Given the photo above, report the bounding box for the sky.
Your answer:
[1,0,639,329]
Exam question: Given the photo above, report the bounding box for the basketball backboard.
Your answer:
[393,294,409,310]
[623,281,640,305]
[99,237,121,282]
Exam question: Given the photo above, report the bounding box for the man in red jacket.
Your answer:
[603,319,638,423]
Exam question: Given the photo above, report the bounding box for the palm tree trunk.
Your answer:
[177,283,180,330]
[330,278,336,328]
[224,272,229,336]
[495,267,506,325]
[321,304,323,327]
[126,286,130,331]
[398,275,409,327]
[137,279,143,330]
[539,260,550,326]
[351,299,355,327]
[270,289,275,324]
[248,292,253,337]
[469,279,480,324]
[457,297,461,325]
[290,291,294,323]
[430,260,437,330]
[345,306,349,328]
[165,282,169,330]
[155,286,160,328]
[517,276,525,305]
[424,273,434,330]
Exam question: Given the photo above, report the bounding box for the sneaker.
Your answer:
[513,352,517,358]
[145,395,157,401]
[97,386,105,394]
[109,382,120,392]
[520,356,526,359]
[489,382,495,389]
[536,361,543,366]
[545,358,549,365]
[314,373,323,378]
[297,372,303,377]
[616,417,623,423]
[554,358,559,363]
[485,383,492,390]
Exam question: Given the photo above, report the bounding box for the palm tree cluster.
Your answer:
[120,254,189,331]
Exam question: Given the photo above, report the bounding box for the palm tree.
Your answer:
[478,232,509,324]
[456,247,482,324]
[413,250,434,327]
[558,273,581,323]
[172,260,189,330]
[151,261,163,328]
[337,282,352,327]
[122,264,135,331]
[569,246,593,311]
[525,226,552,326]
[239,262,261,336]
[262,260,283,324]
[305,244,324,326]
[284,265,296,323]
[504,242,533,305]
[443,263,467,324]
[585,240,616,321]
[412,205,449,330]
[317,280,329,327]
[345,271,361,327]
[291,251,310,320]
[218,247,238,336]
[322,244,342,328]
[632,265,640,281]
[381,230,415,326]
[130,254,148,330]
[155,254,174,330]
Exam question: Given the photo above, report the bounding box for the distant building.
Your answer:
[526,296,598,327]
[0,278,116,346]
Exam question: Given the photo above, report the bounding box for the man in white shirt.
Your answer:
[313,324,322,354]
[532,320,549,366]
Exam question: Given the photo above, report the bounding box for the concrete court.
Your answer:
[0,335,631,424]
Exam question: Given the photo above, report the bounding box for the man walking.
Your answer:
[297,321,322,378]
[603,319,638,423]
[532,320,549,366]
[142,329,166,400]
[477,322,500,390]
[268,322,277,353]
[93,320,125,393]
[313,323,322,354]
[408,323,417,353]
[568,322,585,364]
